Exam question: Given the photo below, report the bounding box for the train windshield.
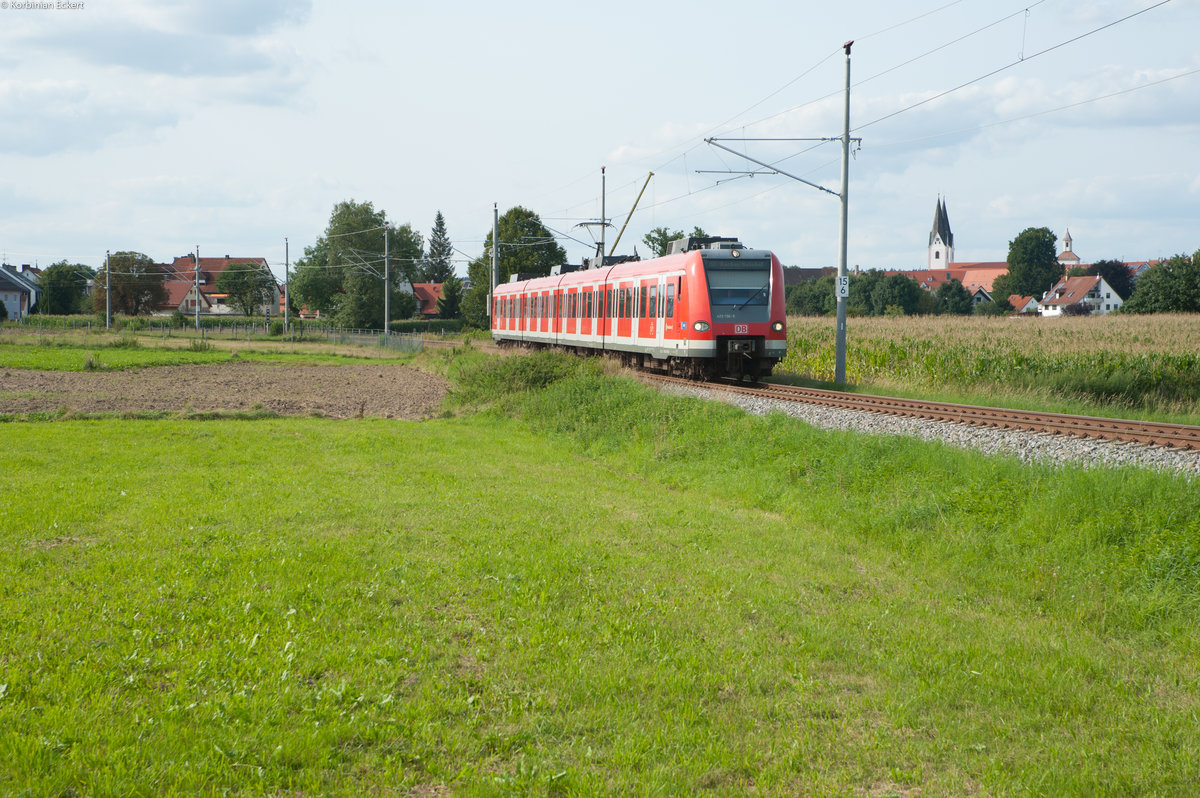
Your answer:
[705,258,771,322]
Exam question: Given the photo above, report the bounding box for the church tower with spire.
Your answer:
[928,197,955,269]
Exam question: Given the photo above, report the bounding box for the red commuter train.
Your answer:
[491,237,786,380]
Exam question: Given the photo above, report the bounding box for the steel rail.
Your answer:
[647,375,1200,451]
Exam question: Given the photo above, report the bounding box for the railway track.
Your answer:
[647,374,1200,451]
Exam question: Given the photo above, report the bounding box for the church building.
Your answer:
[928,197,954,269]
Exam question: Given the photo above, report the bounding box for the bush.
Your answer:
[170,311,188,329]
[450,351,597,406]
[269,319,284,336]
[390,318,465,334]
[973,300,1007,316]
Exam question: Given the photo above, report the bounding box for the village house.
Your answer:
[162,255,279,316]
[1038,275,1124,316]
[0,264,42,320]
[412,283,443,318]
[1008,295,1040,314]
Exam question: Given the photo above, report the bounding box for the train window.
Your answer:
[666,283,675,318]
[649,285,657,318]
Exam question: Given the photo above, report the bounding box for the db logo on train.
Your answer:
[735,324,749,334]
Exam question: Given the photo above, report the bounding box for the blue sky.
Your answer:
[2,0,1197,278]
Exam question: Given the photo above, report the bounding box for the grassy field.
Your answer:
[2,350,1197,795]
[0,329,418,372]
[781,314,1200,422]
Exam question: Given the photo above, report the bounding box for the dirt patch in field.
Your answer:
[0,361,450,420]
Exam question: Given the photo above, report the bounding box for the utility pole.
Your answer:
[383,223,390,335]
[703,40,857,384]
[284,237,290,334]
[576,169,613,267]
[600,166,606,266]
[490,203,498,325]
[194,245,200,332]
[105,250,111,330]
[834,40,853,385]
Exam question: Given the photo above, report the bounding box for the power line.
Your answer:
[854,0,1175,132]
[871,64,1200,151]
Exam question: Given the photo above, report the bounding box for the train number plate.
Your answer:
[734,324,748,334]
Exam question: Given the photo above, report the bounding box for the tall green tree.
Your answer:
[1122,250,1200,313]
[462,206,566,328]
[216,262,276,316]
[291,200,384,316]
[291,200,424,328]
[1069,258,1134,300]
[1000,227,1062,299]
[437,275,463,319]
[92,252,166,316]
[422,211,455,283]
[38,261,94,314]
[335,223,424,329]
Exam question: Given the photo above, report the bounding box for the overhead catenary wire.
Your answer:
[853,0,1176,132]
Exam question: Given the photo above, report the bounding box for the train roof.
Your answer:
[494,248,776,294]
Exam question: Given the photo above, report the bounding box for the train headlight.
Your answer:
[693,320,710,332]
[771,320,784,332]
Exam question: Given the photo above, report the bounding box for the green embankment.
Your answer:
[1,351,1197,795]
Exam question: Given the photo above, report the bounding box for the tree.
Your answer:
[1122,250,1200,313]
[786,276,836,316]
[437,274,463,319]
[934,278,973,315]
[869,273,924,316]
[641,226,709,257]
[216,262,276,316]
[291,200,424,328]
[1084,259,1134,300]
[92,252,166,316]
[422,211,455,283]
[38,261,94,315]
[461,206,566,328]
[1003,227,1063,299]
[333,222,424,328]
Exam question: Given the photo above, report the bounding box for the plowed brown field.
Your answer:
[0,361,449,419]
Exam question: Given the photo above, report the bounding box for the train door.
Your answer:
[653,276,667,354]
[616,282,632,341]
[580,286,592,339]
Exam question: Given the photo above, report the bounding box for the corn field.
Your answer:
[781,314,1200,410]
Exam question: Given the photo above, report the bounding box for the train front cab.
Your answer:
[685,248,786,380]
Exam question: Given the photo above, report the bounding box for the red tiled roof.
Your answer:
[412,283,443,317]
[169,256,270,296]
[1039,276,1100,307]
[1008,294,1036,312]
[887,262,1008,293]
[161,280,212,311]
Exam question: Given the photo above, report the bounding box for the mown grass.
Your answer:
[781,314,1200,422]
[0,331,417,372]
[2,352,1198,795]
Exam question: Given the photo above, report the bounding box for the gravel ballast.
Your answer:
[663,382,1200,478]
